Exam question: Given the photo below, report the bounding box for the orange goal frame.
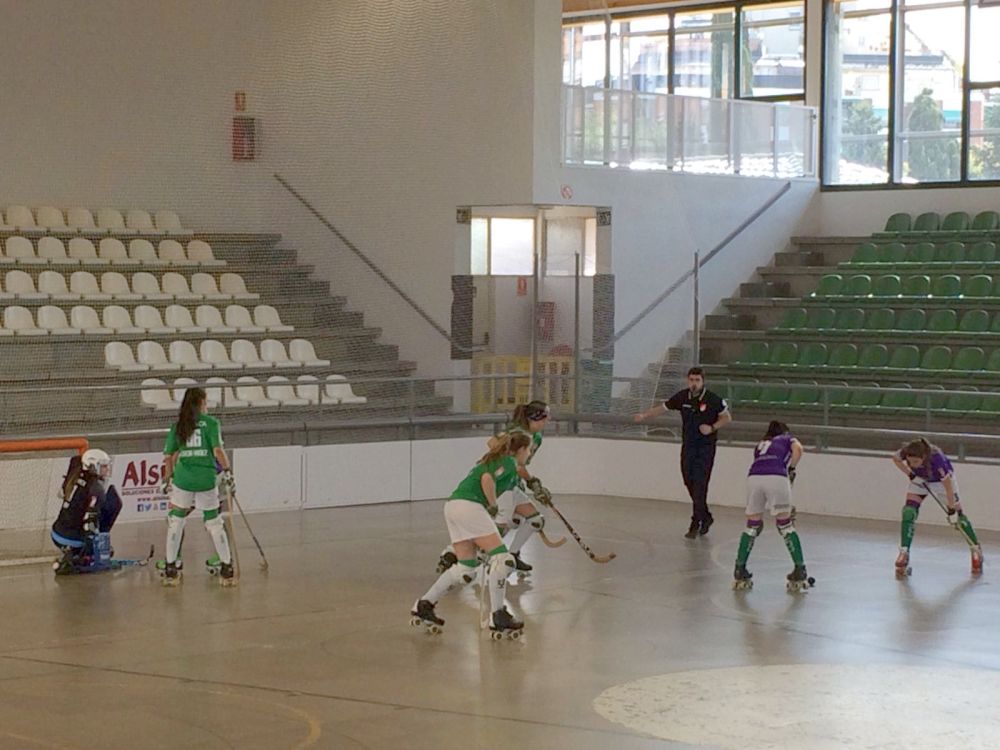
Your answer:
[0,438,89,456]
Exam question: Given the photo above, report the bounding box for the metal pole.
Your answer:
[692,250,700,367]
[529,215,541,399]
[574,252,581,435]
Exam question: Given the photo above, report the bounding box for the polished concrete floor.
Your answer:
[1,495,998,750]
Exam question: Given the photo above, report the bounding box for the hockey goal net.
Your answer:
[0,437,89,566]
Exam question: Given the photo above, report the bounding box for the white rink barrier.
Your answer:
[3,438,999,532]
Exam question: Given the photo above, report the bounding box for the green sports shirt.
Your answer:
[504,424,543,465]
[449,455,521,508]
[163,414,223,492]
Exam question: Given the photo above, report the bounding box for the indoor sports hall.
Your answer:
[1,1,999,748]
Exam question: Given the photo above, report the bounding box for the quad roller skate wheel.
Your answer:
[733,580,753,591]
[895,566,912,579]
[490,629,521,641]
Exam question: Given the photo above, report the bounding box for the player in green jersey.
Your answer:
[160,387,235,586]
[411,432,533,637]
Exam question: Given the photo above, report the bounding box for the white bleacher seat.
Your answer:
[36,207,69,232]
[236,376,279,407]
[172,377,198,403]
[134,305,173,335]
[204,377,225,409]
[38,305,78,335]
[104,341,149,372]
[6,206,41,234]
[231,339,269,368]
[38,237,75,265]
[6,236,43,264]
[216,378,250,408]
[326,374,367,404]
[187,240,224,266]
[101,271,139,300]
[224,304,263,333]
[162,272,199,300]
[169,340,210,371]
[158,239,192,266]
[195,305,235,333]
[220,273,257,300]
[71,305,113,335]
[191,272,228,300]
[129,239,163,265]
[68,238,104,265]
[267,376,310,406]
[296,375,323,404]
[4,306,44,335]
[97,208,127,235]
[154,210,192,237]
[39,270,78,300]
[289,339,330,367]
[7,270,46,299]
[261,339,301,369]
[165,304,205,333]
[70,271,110,300]
[200,340,242,370]
[102,305,142,334]
[132,272,170,301]
[99,238,129,264]
[254,304,293,332]
[67,208,97,233]
[137,340,179,371]
[141,378,175,410]
[126,210,157,234]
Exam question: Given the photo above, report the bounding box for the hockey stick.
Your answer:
[919,481,977,548]
[228,485,269,572]
[223,482,241,582]
[547,502,616,563]
[538,528,567,548]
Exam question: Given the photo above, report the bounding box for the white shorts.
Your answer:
[170,486,220,512]
[494,483,533,527]
[746,474,793,516]
[444,499,500,543]
[908,478,959,502]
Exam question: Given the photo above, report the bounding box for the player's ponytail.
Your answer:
[901,437,934,463]
[763,420,790,439]
[176,388,207,446]
[479,431,531,465]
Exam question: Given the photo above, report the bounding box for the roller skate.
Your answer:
[786,565,814,593]
[894,548,912,579]
[971,545,984,577]
[488,606,524,641]
[733,563,753,591]
[409,599,444,634]
[156,558,183,578]
[512,551,532,578]
[205,554,222,576]
[218,561,236,587]
[435,550,457,574]
[161,561,182,587]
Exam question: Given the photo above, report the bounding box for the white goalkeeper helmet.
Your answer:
[82,448,112,478]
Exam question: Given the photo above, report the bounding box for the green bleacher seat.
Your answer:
[777,307,807,330]
[797,342,828,367]
[919,345,952,372]
[913,212,940,232]
[856,343,889,369]
[962,274,993,298]
[936,241,965,263]
[887,344,921,369]
[813,274,843,297]
[880,385,915,411]
[953,347,985,373]
[878,243,907,263]
[939,211,970,233]
[826,382,852,406]
[758,382,790,404]
[872,274,901,296]
[849,383,881,408]
[852,243,879,263]
[959,309,989,333]
[827,342,859,368]
[807,307,837,329]
[967,241,997,263]
[922,385,948,410]
[901,274,930,297]
[991,314,1000,334]
[930,275,962,297]
[739,340,770,364]
[846,274,872,296]
[984,349,1000,373]
[883,213,911,233]
[944,386,980,414]
[769,342,798,366]
[788,382,819,405]
[834,307,865,330]
[733,382,761,402]
[979,392,1000,415]
[865,308,895,330]
[926,308,957,332]
[896,309,926,331]
[906,242,936,263]
[972,211,999,232]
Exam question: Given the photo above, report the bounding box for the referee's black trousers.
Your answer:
[681,443,716,524]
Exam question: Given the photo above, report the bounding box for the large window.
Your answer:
[470,218,535,276]
[824,0,1000,187]
[563,1,805,104]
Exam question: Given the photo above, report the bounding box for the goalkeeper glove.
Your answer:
[527,477,553,507]
[222,469,236,496]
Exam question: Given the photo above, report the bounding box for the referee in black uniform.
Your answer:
[635,367,732,538]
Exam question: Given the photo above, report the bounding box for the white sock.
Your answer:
[487,553,515,612]
[509,514,539,554]
[422,562,475,603]
[165,512,186,564]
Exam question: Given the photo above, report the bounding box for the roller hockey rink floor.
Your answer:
[1,495,999,750]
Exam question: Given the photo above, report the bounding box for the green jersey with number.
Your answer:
[505,424,543,465]
[164,415,223,492]
[450,456,520,508]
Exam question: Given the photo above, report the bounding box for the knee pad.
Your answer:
[745,520,763,538]
[487,551,516,576]
[902,505,919,524]
[526,513,545,531]
[204,512,225,534]
[167,508,187,532]
[457,562,479,585]
[776,518,796,538]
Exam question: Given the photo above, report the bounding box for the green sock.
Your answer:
[736,532,757,567]
[901,505,918,549]
[958,514,979,545]
[782,530,805,566]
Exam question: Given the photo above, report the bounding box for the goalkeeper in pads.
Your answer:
[51,448,123,574]
[161,387,236,587]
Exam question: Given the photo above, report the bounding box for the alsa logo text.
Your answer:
[122,460,166,487]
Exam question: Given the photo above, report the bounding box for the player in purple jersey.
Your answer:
[892,438,983,578]
[733,421,811,592]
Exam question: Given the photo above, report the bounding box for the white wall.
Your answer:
[815,188,1000,237]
